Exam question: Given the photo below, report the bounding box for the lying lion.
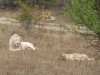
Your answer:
[62,53,95,61]
[9,34,36,51]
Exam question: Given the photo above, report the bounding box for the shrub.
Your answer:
[9,0,32,8]
[18,3,33,29]
[64,0,100,39]
[9,0,56,8]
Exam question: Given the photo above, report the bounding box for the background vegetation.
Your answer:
[18,3,33,29]
[64,0,100,39]
[9,0,56,8]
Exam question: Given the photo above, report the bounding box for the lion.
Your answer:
[62,53,95,61]
[9,34,36,51]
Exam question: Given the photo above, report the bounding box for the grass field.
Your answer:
[0,25,100,75]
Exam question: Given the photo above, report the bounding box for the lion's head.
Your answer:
[11,34,21,47]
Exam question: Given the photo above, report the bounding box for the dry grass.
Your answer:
[0,9,20,18]
[0,25,100,75]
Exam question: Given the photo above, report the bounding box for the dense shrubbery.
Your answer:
[9,0,32,7]
[9,0,56,8]
[18,3,33,29]
[64,0,100,39]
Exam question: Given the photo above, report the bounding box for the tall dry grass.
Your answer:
[0,25,100,75]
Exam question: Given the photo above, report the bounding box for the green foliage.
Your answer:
[33,0,56,4]
[64,0,100,38]
[18,3,33,29]
[46,0,56,4]
[9,0,56,8]
[9,0,20,7]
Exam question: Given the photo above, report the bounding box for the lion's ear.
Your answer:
[12,34,18,38]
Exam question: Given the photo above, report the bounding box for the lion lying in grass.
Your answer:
[62,53,95,61]
[9,34,36,51]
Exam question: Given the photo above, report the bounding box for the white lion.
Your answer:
[62,53,95,61]
[9,34,36,51]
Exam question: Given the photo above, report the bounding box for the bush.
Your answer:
[18,3,33,29]
[9,0,32,8]
[9,0,56,8]
[64,0,100,39]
